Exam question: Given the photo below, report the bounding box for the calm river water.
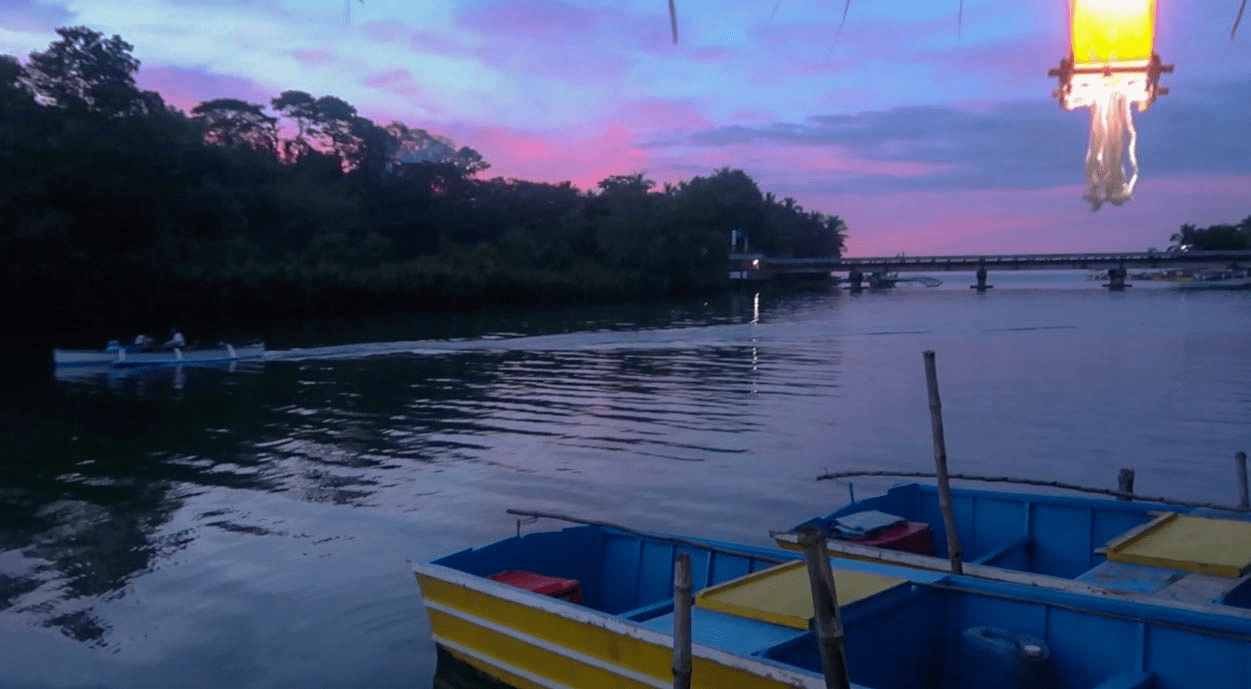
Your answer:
[2,272,1249,689]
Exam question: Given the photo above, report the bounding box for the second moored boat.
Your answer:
[772,479,1251,618]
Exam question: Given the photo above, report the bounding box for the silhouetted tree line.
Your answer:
[0,27,847,335]
[1168,219,1251,252]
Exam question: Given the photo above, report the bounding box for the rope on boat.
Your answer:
[814,470,1251,513]
[504,508,787,564]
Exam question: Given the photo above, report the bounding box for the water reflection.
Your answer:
[2,286,1249,689]
[4,296,842,651]
[52,360,264,393]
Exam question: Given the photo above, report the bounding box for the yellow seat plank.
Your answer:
[694,561,906,629]
[1104,513,1251,577]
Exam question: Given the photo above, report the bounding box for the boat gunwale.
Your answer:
[411,558,830,689]
[770,530,1251,621]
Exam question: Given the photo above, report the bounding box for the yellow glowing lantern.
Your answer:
[1049,0,1173,211]
[1072,0,1156,64]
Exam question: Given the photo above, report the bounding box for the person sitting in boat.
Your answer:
[163,328,186,350]
[133,334,154,351]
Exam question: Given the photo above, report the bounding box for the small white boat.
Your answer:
[53,342,266,368]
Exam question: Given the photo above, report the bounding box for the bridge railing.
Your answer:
[731,249,1251,268]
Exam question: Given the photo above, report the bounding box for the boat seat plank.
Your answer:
[635,607,803,656]
[693,560,907,630]
[1104,513,1251,577]
[1155,571,1251,606]
[1074,561,1187,595]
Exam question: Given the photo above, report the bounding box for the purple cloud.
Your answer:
[677,79,1251,194]
[360,67,437,108]
[135,64,278,112]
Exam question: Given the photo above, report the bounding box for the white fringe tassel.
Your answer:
[1082,90,1140,212]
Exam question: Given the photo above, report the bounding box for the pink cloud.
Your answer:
[362,20,472,59]
[431,117,660,190]
[622,98,713,133]
[135,65,276,112]
[290,47,336,67]
[801,174,1251,256]
[420,98,949,201]
[361,67,431,104]
[424,95,1242,256]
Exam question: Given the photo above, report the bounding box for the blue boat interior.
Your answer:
[427,524,1251,689]
[792,483,1251,609]
[432,525,789,619]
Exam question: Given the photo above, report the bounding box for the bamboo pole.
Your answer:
[1117,468,1135,501]
[923,350,963,574]
[812,470,1251,513]
[672,553,692,689]
[796,526,852,689]
[504,509,788,564]
[1237,452,1249,510]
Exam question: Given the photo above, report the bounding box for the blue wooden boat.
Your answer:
[413,521,1251,689]
[775,482,1251,616]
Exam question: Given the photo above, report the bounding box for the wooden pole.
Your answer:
[923,350,963,575]
[796,526,852,689]
[1237,452,1249,510]
[1117,468,1135,501]
[667,0,678,43]
[672,553,692,689]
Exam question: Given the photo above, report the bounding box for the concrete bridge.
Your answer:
[729,249,1251,290]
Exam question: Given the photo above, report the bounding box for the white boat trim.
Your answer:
[412,562,825,688]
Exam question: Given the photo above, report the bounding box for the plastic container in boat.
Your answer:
[958,626,1054,689]
[488,570,583,604]
[852,521,934,555]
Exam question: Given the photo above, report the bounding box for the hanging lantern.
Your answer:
[1049,0,1173,211]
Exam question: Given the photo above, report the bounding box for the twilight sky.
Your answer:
[2,0,1249,256]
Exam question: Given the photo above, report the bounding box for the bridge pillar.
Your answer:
[847,269,863,292]
[1106,265,1130,291]
[970,264,992,292]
